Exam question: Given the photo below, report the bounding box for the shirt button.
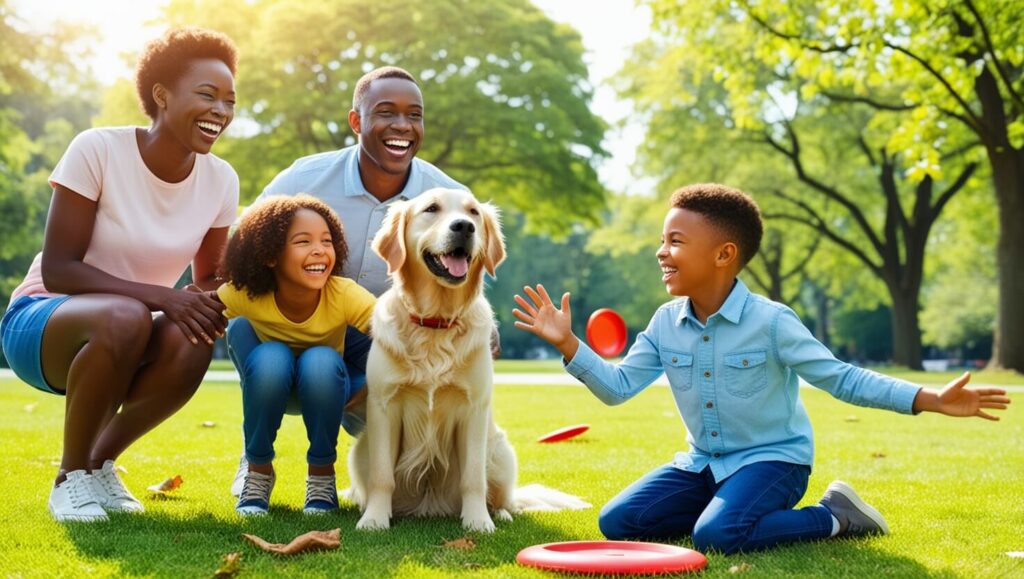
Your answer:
[705,401,713,409]
[713,452,721,458]
[704,370,711,378]
[671,357,678,363]
[703,335,709,342]
[711,431,718,437]
[359,273,367,279]
[742,359,749,366]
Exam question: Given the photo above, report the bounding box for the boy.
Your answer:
[512,183,1010,554]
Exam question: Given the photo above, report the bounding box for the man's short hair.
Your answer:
[351,66,418,113]
[135,27,238,120]
[669,183,763,267]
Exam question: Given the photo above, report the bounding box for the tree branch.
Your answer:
[763,209,882,276]
[884,41,985,132]
[962,0,1024,115]
[930,162,978,222]
[820,89,918,112]
[781,236,821,282]
[740,3,856,54]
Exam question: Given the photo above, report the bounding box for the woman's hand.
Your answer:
[912,372,1012,420]
[160,286,227,346]
[512,284,579,360]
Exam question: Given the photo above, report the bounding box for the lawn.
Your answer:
[1,376,1021,578]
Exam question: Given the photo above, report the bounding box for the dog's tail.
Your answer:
[513,483,592,512]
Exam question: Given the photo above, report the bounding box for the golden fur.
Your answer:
[347,188,587,532]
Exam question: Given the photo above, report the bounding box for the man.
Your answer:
[229,66,468,497]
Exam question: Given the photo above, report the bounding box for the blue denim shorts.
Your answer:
[1,294,72,395]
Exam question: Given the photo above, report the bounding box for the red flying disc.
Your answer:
[586,308,627,357]
[537,424,590,443]
[517,541,707,575]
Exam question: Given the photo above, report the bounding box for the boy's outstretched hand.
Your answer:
[512,284,580,360]
[912,372,1012,420]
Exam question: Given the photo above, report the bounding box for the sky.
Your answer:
[12,0,653,194]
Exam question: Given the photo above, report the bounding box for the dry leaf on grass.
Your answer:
[242,529,341,556]
[843,415,859,422]
[201,421,217,428]
[442,537,476,550]
[148,475,183,496]
[871,452,887,459]
[115,465,128,474]
[729,563,752,573]
[213,552,241,577]
[24,403,37,413]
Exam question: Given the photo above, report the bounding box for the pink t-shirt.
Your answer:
[10,127,239,302]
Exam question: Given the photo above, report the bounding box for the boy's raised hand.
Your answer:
[513,284,579,360]
[913,371,1012,420]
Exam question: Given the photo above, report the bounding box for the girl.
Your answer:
[0,28,239,522]
[216,194,375,516]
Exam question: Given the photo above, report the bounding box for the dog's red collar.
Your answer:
[410,314,458,329]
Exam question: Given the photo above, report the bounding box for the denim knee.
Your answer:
[242,341,294,400]
[692,517,745,555]
[598,501,639,540]
[296,346,349,403]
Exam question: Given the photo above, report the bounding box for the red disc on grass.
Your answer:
[537,424,590,443]
[516,541,707,575]
[586,308,627,357]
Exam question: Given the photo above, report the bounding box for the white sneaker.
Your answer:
[49,470,108,522]
[230,454,248,497]
[90,460,144,513]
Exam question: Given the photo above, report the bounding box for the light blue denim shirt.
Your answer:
[564,278,922,482]
[255,145,466,297]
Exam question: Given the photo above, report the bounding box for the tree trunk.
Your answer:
[990,147,1024,372]
[888,286,923,370]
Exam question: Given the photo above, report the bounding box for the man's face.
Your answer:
[350,77,424,176]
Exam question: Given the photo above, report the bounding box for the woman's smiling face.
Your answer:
[159,57,235,154]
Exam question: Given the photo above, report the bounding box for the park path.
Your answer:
[2,369,1021,391]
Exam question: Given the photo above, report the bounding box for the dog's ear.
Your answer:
[373,202,408,275]
[479,202,506,277]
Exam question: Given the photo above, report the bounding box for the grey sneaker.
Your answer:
[49,470,108,522]
[90,460,144,513]
[303,474,339,514]
[236,470,275,516]
[230,454,248,498]
[819,480,889,536]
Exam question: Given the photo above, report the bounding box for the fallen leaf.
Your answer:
[24,403,37,413]
[148,475,183,496]
[201,421,217,428]
[115,465,128,475]
[729,563,752,573]
[871,452,887,459]
[843,415,859,422]
[214,552,242,577]
[242,529,341,556]
[1007,551,1024,558]
[442,537,476,550]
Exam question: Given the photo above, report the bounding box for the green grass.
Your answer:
[2,377,1021,578]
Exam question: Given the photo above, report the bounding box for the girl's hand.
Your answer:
[914,372,1012,420]
[160,287,227,346]
[512,284,579,359]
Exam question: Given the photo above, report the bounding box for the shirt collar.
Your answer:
[344,145,421,202]
[676,278,751,326]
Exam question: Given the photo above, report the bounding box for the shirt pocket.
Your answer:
[661,349,694,391]
[723,350,768,398]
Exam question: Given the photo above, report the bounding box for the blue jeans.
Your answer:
[599,461,833,554]
[226,318,370,465]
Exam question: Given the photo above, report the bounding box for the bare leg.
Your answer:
[89,314,212,466]
[40,295,153,483]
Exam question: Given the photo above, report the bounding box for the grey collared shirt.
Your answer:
[255,145,466,297]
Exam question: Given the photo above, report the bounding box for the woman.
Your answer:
[0,27,239,522]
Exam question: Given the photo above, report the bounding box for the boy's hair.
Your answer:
[669,183,763,267]
[135,27,239,120]
[220,195,348,297]
[351,66,418,113]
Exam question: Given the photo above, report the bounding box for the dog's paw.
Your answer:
[462,514,496,533]
[493,508,513,522]
[356,512,391,531]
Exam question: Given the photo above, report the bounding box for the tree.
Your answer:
[143,0,607,232]
[638,0,1022,369]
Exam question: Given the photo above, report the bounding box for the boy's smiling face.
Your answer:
[658,207,730,296]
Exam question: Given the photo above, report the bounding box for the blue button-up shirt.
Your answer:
[255,145,466,297]
[565,279,921,482]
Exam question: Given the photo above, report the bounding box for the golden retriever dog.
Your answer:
[346,188,588,532]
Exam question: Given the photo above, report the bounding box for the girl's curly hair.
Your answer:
[219,195,348,297]
[135,27,239,120]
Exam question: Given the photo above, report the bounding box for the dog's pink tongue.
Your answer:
[440,254,469,277]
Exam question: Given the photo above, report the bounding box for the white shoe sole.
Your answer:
[236,506,269,516]
[49,504,108,522]
[829,480,889,534]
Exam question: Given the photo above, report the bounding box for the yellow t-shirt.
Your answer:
[217,276,375,354]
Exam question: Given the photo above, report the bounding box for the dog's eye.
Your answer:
[424,204,440,213]
[469,208,479,216]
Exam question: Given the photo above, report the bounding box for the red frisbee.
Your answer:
[586,308,627,357]
[537,424,590,443]
[517,541,707,575]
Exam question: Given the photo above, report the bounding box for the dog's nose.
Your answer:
[450,219,475,234]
